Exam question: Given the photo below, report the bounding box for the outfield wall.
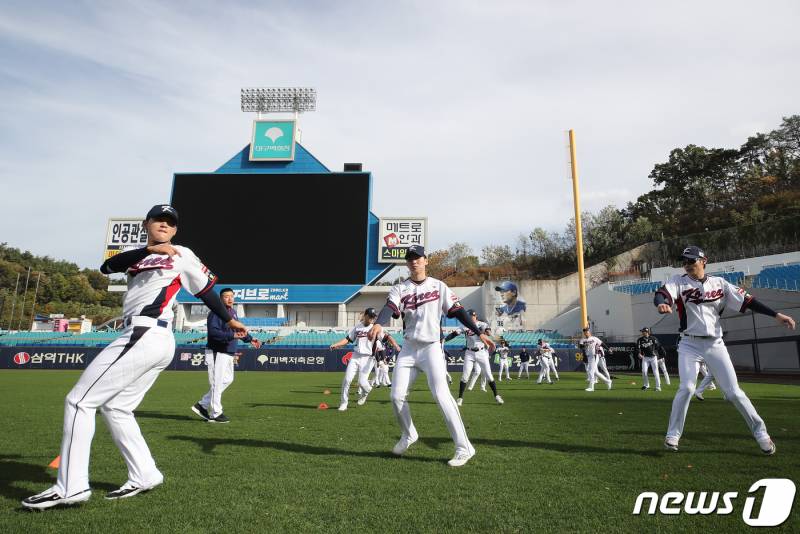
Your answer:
[0,346,585,373]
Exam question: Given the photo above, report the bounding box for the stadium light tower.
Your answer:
[241,87,316,143]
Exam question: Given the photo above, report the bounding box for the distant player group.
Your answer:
[21,205,797,510]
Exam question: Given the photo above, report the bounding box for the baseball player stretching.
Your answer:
[191,287,261,424]
[444,309,502,407]
[595,343,611,383]
[23,205,246,510]
[466,360,487,391]
[497,341,512,380]
[517,347,532,379]
[540,339,559,381]
[330,308,399,410]
[656,246,795,454]
[536,342,553,384]
[577,328,613,392]
[370,245,493,467]
[636,327,662,391]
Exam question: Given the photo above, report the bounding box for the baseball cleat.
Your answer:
[392,435,418,456]
[495,395,504,405]
[447,449,475,467]
[480,386,487,392]
[22,487,91,510]
[708,383,717,391]
[757,438,776,456]
[641,386,649,390]
[191,403,210,421]
[337,404,348,412]
[456,398,463,406]
[695,392,705,401]
[208,413,230,423]
[655,387,661,392]
[607,382,613,390]
[664,437,679,452]
[105,475,163,500]
[357,394,368,406]
[584,387,594,392]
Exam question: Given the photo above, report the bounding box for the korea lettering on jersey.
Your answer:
[455,321,489,350]
[347,324,377,355]
[387,277,462,343]
[123,245,216,321]
[656,274,752,338]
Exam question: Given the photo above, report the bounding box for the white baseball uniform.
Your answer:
[596,345,611,382]
[455,321,494,388]
[541,342,559,380]
[466,362,487,391]
[497,345,511,380]
[340,323,378,408]
[577,336,612,390]
[536,346,552,384]
[658,357,671,385]
[657,274,769,444]
[386,277,473,456]
[695,362,717,395]
[53,246,216,499]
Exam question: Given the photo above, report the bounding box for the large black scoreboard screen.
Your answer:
[171,173,370,285]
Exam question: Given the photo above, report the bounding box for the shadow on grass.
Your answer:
[166,435,441,463]
[418,437,663,457]
[247,403,319,410]
[0,454,118,503]
[136,411,197,422]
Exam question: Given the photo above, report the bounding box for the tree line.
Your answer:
[429,116,800,283]
[0,244,123,329]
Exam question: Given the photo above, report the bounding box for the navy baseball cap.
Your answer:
[146,204,179,224]
[495,281,518,293]
[681,246,706,260]
[405,245,426,259]
[364,307,378,318]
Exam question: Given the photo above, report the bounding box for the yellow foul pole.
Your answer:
[568,130,588,330]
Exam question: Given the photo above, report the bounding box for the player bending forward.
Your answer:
[444,309,501,407]
[23,205,246,510]
[330,308,400,411]
[656,246,795,454]
[370,246,492,467]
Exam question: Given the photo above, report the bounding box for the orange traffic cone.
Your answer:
[48,455,61,469]
[318,403,329,410]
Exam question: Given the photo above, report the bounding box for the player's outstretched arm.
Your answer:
[329,337,350,350]
[775,313,796,329]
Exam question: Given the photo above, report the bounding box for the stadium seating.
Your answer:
[241,317,289,327]
[611,280,661,295]
[0,331,73,346]
[707,271,745,285]
[751,264,800,291]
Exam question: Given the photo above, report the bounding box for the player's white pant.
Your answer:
[596,356,610,382]
[641,356,661,389]
[199,350,235,418]
[498,357,511,380]
[696,370,716,395]
[55,323,173,497]
[548,356,559,380]
[537,356,552,383]
[658,358,671,385]
[391,340,473,455]
[586,354,611,389]
[341,352,373,406]
[462,349,494,386]
[666,337,768,442]
[376,362,391,386]
[518,361,530,379]
[467,364,487,390]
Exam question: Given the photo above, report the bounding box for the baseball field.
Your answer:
[1,370,798,533]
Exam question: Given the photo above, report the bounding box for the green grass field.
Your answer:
[1,370,798,533]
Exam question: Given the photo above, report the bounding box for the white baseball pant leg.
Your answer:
[56,325,174,498]
[537,357,551,383]
[340,353,372,406]
[473,349,495,384]
[498,358,511,380]
[518,361,529,379]
[696,370,716,395]
[641,356,661,389]
[467,364,481,390]
[597,356,611,382]
[666,337,768,442]
[548,357,559,380]
[199,350,235,418]
[658,358,671,385]
[391,340,473,455]
[461,350,476,385]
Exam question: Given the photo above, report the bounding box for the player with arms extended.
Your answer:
[656,246,795,453]
[370,246,493,467]
[23,205,246,510]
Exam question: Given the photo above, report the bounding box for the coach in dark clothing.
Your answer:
[192,288,260,423]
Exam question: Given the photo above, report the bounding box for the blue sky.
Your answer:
[1,0,798,268]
